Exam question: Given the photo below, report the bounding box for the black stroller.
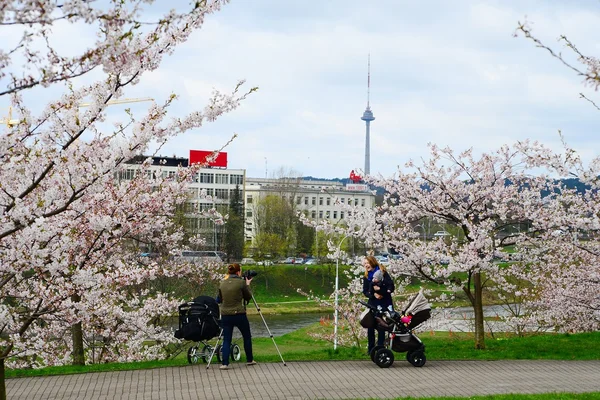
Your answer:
[360,290,431,368]
[174,295,241,364]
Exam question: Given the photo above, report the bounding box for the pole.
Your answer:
[315,194,319,262]
[334,235,349,350]
[250,293,286,365]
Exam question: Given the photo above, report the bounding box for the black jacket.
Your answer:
[362,269,394,308]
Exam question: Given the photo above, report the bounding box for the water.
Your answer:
[240,305,517,337]
[245,313,325,338]
[173,305,528,341]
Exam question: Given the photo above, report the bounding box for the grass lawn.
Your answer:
[386,395,600,400]
[6,326,600,378]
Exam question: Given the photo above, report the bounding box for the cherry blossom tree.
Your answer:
[312,142,576,349]
[0,1,253,397]
[511,19,600,333]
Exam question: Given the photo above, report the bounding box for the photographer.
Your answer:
[216,263,257,370]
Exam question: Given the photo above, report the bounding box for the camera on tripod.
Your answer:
[242,270,258,279]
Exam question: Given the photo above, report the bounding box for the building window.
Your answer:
[304,197,308,205]
[326,197,331,206]
[319,197,323,206]
[246,210,252,217]
[312,197,316,205]
[319,211,323,219]
[200,172,214,184]
[215,174,228,184]
[354,198,359,206]
[230,174,244,185]
[340,211,344,219]
[297,196,302,205]
[361,198,365,207]
[119,168,136,180]
[340,197,345,204]
[215,188,228,199]
[199,203,212,211]
[311,211,316,218]
[326,211,330,219]
[247,195,253,204]
[333,211,337,219]
[199,188,214,197]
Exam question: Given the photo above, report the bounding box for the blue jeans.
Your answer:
[220,314,253,365]
[367,327,386,353]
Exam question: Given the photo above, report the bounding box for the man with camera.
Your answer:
[217,263,258,370]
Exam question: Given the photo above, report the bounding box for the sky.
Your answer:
[2,0,600,180]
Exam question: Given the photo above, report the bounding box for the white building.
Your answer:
[122,154,377,251]
[244,177,376,242]
[122,154,245,251]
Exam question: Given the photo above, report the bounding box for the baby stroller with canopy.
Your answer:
[174,295,241,364]
[359,290,431,368]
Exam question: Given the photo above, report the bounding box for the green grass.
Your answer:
[245,264,353,301]
[7,326,600,379]
[385,395,600,400]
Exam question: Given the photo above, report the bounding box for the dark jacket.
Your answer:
[218,275,252,315]
[362,268,394,309]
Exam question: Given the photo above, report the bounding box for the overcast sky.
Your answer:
[3,1,600,180]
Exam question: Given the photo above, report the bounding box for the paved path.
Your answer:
[7,360,600,399]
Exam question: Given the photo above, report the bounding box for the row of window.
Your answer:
[245,194,367,207]
[183,203,229,215]
[195,173,244,185]
[188,188,243,200]
[243,209,346,221]
[311,210,345,220]
[118,169,245,185]
[298,196,366,207]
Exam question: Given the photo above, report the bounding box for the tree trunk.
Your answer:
[1,357,6,400]
[71,322,85,365]
[473,272,486,349]
[71,293,85,366]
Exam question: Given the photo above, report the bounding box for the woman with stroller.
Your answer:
[217,263,257,370]
[362,255,395,355]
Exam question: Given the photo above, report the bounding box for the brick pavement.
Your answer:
[7,360,600,400]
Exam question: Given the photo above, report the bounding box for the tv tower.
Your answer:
[361,55,375,176]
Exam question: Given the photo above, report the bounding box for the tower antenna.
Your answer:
[367,54,371,108]
[361,54,375,176]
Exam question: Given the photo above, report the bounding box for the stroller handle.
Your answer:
[358,300,377,311]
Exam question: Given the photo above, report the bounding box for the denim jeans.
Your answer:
[220,314,253,365]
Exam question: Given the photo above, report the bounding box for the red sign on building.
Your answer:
[189,150,228,168]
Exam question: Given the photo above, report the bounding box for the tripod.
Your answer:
[206,293,286,369]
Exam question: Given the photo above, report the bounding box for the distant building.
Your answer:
[123,153,245,252]
[121,154,377,251]
[244,177,376,242]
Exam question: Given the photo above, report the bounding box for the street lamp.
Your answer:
[415,223,426,242]
[334,235,349,350]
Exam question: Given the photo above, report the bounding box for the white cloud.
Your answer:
[3,0,600,180]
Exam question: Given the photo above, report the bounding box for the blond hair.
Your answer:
[364,255,386,277]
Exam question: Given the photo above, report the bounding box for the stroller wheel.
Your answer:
[406,350,426,367]
[369,345,385,362]
[187,345,200,364]
[374,348,394,368]
[215,344,223,363]
[231,344,241,361]
[200,344,214,364]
